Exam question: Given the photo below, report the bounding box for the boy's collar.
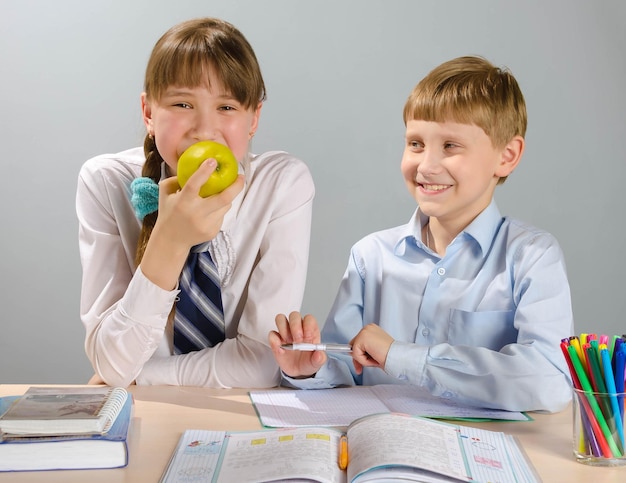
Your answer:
[462,201,502,254]
[400,201,502,255]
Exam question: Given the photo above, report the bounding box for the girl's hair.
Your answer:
[136,18,266,265]
[403,56,526,184]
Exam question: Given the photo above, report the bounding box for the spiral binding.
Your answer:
[99,387,129,433]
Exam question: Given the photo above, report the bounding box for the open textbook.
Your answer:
[160,412,540,483]
[249,384,530,427]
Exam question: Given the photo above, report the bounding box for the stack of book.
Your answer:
[0,386,132,472]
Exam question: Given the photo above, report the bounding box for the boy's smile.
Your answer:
[401,119,522,238]
[419,183,451,193]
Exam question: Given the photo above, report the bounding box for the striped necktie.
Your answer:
[173,245,225,354]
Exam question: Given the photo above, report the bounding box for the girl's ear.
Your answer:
[249,102,263,139]
[495,135,524,178]
[141,93,154,136]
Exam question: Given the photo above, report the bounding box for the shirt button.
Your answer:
[437,267,446,276]
[422,328,430,336]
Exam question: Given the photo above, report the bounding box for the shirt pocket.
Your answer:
[447,309,517,351]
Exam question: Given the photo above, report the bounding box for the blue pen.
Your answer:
[610,335,620,361]
[601,348,625,450]
[614,338,624,368]
[615,346,626,419]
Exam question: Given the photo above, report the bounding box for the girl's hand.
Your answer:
[156,159,244,249]
[139,159,244,291]
[269,311,327,378]
[350,324,394,375]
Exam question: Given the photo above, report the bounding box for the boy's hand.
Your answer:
[269,311,327,378]
[350,324,394,375]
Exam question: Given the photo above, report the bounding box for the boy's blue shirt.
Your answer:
[284,201,574,413]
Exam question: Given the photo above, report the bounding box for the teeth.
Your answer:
[422,184,448,191]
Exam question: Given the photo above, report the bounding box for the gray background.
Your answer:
[1,0,624,383]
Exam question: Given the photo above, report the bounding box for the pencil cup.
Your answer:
[572,388,626,466]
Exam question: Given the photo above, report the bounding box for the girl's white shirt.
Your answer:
[76,146,314,388]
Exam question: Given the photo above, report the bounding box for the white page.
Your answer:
[216,428,345,483]
[351,466,466,482]
[347,413,470,483]
[249,385,528,428]
[249,386,389,427]
[160,429,226,483]
[499,435,541,483]
[456,425,539,483]
[371,385,530,421]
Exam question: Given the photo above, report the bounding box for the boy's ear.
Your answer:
[495,135,524,178]
[140,92,154,136]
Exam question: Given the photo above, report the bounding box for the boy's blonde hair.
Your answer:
[403,56,527,184]
[136,17,266,265]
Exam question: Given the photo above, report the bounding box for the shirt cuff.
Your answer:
[384,340,428,383]
[281,357,355,389]
[120,266,179,329]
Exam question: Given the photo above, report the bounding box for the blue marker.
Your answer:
[615,346,626,419]
[613,337,623,367]
[601,348,625,450]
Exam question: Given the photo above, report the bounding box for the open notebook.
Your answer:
[249,384,530,427]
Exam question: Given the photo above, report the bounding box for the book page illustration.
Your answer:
[160,429,225,483]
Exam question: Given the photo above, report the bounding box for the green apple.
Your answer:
[177,141,239,197]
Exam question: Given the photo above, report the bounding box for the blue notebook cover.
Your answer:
[0,392,133,472]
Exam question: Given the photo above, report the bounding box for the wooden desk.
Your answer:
[1,384,625,482]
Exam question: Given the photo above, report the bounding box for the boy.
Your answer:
[269,56,573,413]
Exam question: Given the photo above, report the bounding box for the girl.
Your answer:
[76,17,314,388]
